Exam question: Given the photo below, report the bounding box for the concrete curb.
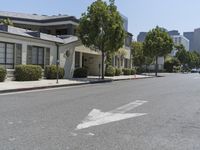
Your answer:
[0,76,153,94]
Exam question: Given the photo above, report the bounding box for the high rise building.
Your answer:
[137,32,147,42]
[184,28,200,52]
[183,32,194,51]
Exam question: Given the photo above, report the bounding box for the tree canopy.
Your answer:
[131,42,145,67]
[78,0,126,79]
[143,26,173,76]
[143,26,173,58]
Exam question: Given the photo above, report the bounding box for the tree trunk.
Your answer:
[102,52,105,79]
[155,56,158,77]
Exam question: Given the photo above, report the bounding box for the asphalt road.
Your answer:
[1,73,200,150]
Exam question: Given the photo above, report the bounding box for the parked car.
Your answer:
[191,68,199,73]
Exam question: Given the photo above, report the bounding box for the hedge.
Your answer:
[14,65,42,81]
[136,67,146,74]
[0,67,6,82]
[45,65,65,79]
[115,68,122,76]
[105,65,115,76]
[130,68,136,75]
[122,68,131,75]
[73,67,88,78]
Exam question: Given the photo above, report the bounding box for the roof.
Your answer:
[0,11,69,20]
[0,25,78,44]
[0,11,79,24]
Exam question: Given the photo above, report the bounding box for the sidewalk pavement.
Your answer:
[0,75,153,93]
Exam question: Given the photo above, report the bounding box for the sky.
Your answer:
[1,0,200,39]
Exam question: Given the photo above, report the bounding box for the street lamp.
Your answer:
[56,43,60,84]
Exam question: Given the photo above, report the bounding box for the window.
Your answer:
[56,29,68,35]
[75,52,80,68]
[32,47,44,66]
[27,46,50,68]
[45,48,50,65]
[0,42,15,69]
[15,44,22,65]
[125,59,128,68]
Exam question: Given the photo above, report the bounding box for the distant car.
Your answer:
[191,68,198,73]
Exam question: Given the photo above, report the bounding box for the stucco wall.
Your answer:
[0,33,57,66]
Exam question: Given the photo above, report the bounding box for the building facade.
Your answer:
[184,28,200,53]
[0,11,132,78]
[171,35,190,56]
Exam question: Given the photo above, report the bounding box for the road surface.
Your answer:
[0,73,200,150]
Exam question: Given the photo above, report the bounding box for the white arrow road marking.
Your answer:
[76,100,148,130]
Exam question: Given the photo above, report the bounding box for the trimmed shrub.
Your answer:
[105,65,115,76]
[136,67,146,74]
[73,67,88,78]
[164,57,180,72]
[45,65,65,79]
[0,67,6,82]
[14,65,42,81]
[122,68,131,75]
[115,68,122,76]
[130,68,136,75]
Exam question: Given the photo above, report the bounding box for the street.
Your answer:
[0,73,200,150]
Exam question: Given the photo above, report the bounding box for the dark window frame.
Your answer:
[31,46,45,67]
[0,41,15,69]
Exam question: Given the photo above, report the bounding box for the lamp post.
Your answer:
[56,43,60,84]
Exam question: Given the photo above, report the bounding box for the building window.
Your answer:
[27,45,51,68]
[56,29,68,35]
[125,59,128,68]
[32,46,44,66]
[45,48,50,66]
[75,52,80,68]
[15,44,22,65]
[0,42,14,69]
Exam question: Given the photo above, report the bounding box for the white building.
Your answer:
[0,11,132,78]
[171,35,189,56]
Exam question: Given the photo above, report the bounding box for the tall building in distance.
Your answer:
[137,30,190,55]
[137,32,147,42]
[120,14,128,32]
[171,35,190,56]
[183,32,194,51]
[168,30,180,36]
[193,28,200,53]
[184,28,200,53]
[137,30,181,42]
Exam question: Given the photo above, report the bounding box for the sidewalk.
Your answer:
[0,75,153,93]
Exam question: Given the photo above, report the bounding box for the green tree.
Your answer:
[131,42,145,67]
[0,18,13,26]
[78,0,125,79]
[143,26,173,76]
[175,46,190,66]
[164,56,180,72]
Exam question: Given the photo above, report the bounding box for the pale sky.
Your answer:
[1,0,200,38]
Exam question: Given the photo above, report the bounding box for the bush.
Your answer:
[115,68,122,76]
[130,68,136,75]
[122,68,131,75]
[105,65,115,76]
[14,65,42,81]
[0,67,6,82]
[136,67,146,74]
[173,66,181,73]
[73,67,88,78]
[164,57,180,72]
[45,65,65,79]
